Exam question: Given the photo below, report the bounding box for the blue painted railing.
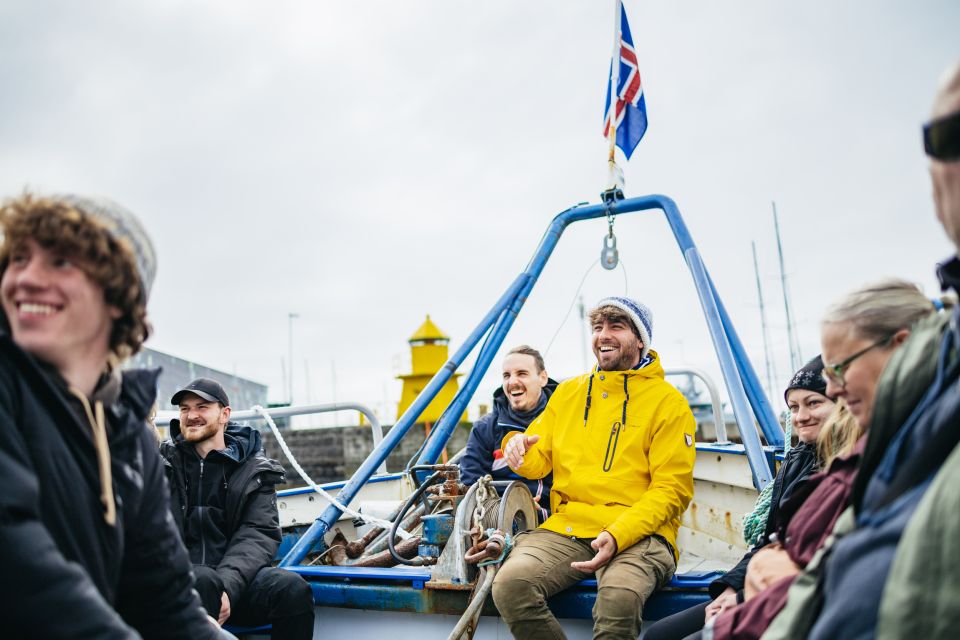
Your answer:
[281,194,781,566]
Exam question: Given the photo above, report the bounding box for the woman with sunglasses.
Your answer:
[643,357,836,640]
[702,278,945,640]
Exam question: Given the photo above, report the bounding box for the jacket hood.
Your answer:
[1,305,158,414]
[221,422,263,463]
[119,367,161,421]
[1,316,158,423]
[169,419,263,464]
[492,377,559,426]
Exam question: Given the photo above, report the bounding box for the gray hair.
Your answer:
[821,278,941,341]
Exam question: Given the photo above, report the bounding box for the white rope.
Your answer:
[252,405,412,540]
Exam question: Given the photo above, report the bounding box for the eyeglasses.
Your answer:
[821,334,894,388]
[923,110,960,162]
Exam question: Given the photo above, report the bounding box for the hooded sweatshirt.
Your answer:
[502,350,696,557]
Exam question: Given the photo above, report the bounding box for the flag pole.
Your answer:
[606,0,623,190]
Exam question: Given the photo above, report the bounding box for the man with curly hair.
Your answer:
[0,193,224,638]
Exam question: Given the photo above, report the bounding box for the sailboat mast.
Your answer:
[773,202,802,373]
[752,241,777,401]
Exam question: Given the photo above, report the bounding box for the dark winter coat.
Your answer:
[0,328,219,639]
[162,420,286,606]
[710,441,819,598]
[460,379,558,502]
[808,258,960,640]
[710,439,863,640]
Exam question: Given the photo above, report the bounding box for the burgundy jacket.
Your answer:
[711,438,866,640]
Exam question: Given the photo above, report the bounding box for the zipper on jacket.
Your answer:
[198,458,206,566]
[603,422,621,472]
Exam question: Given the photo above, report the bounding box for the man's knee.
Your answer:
[279,570,314,613]
[492,569,544,620]
[593,586,643,634]
[252,567,314,615]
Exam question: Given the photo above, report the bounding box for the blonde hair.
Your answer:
[816,400,862,467]
[821,278,948,342]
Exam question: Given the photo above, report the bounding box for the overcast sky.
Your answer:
[1,1,956,425]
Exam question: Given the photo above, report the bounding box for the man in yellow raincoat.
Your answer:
[491,296,697,640]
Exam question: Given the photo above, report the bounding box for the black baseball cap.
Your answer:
[171,378,230,407]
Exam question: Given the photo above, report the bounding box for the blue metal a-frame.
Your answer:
[281,194,783,566]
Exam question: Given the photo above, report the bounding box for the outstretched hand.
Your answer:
[505,434,540,469]
[570,531,618,573]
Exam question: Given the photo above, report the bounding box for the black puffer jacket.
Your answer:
[460,379,558,502]
[0,330,219,639]
[162,420,285,605]
[709,441,819,597]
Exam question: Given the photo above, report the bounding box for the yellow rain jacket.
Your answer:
[501,350,695,558]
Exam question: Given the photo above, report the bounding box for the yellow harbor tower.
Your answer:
[396,315,467,424]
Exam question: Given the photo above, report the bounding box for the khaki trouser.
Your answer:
[491,528,676,640]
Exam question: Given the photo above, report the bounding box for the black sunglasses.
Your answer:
[923,110,960,162]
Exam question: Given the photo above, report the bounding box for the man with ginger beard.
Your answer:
[162,377,314,640]
[491,297,696,639]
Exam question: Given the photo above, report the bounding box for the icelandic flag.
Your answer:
[602,3,647,160]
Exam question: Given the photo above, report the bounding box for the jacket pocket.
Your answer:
[602,422,622,472]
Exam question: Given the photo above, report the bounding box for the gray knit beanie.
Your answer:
[57,194,157,301]
[591,296,654,360]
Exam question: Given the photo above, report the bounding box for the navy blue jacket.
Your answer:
[810,257,960,640]
[460,379,558,504]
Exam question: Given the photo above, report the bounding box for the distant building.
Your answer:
[127,348,268,412]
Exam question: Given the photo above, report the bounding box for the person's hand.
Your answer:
[744,545,800,600]
[504,434,539,469]
[218,591,231,626]
[570,531,618,573]
[705,587,738,622]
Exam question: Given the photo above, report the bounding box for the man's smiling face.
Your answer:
[502,352,548,412]
[591,315,643,371]
[1,238,118,371]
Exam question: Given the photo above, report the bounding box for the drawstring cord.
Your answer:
[583,369,631,429]
[621,374,629,425]
[583,372,595,427]
[69,389,116,526]
[583,371,632,472]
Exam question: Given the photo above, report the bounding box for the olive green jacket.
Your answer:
[876,432,960,639]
